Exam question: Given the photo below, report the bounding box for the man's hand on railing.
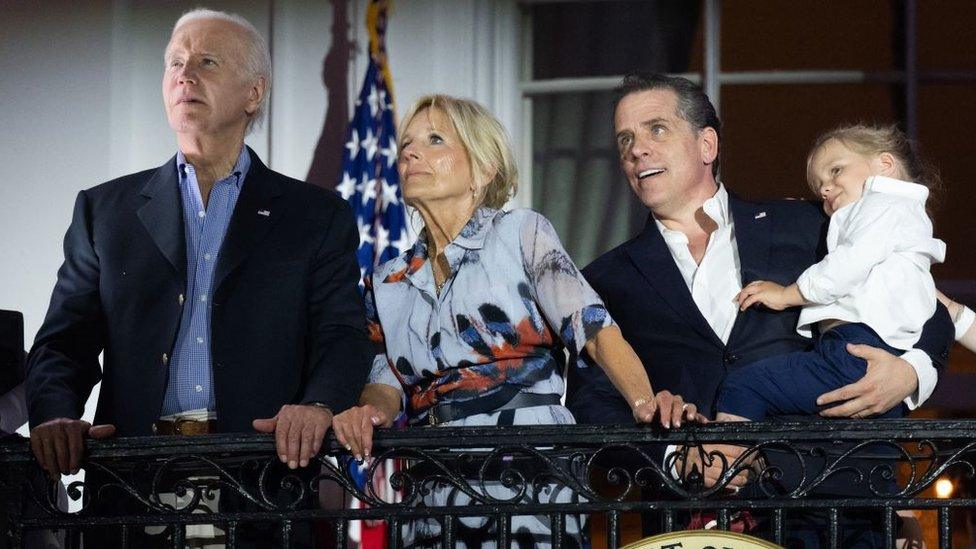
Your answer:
[252,404,333,470]
[29,418,116,481]
[673,443,750,490]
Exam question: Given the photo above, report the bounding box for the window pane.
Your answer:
[531,91,647,267]
[918,0,976,71]
[720,84,898,201]
[531,1,702,80]
[722,1,895,71]
[919,85,976,280]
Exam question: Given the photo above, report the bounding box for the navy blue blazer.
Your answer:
[568,195,953,423]
[26,149,371,436]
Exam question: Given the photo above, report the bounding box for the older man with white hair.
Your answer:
[26,7,369,487]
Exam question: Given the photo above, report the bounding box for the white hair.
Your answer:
[171,8,272,134]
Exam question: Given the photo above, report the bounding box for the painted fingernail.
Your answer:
[288,461,297,469]
[299,459,308,467]
[279,455,287,462]
[344,444,352,451]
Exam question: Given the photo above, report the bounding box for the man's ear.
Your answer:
[245,76,267,116]
[699,127,719,165]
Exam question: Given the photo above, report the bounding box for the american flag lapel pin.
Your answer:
[754,211,767,219]
[257,209,271,217]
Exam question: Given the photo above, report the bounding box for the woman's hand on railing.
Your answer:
[633,391,708,428]
[333,404,393,462]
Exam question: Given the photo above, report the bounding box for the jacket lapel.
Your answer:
[624,214,725,350]
[727,195,772,343]
[137,156,187,285]
[729,195,771,287]
[213,148,284,291]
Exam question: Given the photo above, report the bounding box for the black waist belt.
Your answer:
[426,390,561,426]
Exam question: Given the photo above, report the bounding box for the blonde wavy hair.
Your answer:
[806,123,942,218]
[398,94,518,209]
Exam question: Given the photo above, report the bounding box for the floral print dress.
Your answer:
[365,207,615,548]
[367,207,614,427]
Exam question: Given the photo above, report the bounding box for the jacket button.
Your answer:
[723,352,738,364]
[161,353,169,365]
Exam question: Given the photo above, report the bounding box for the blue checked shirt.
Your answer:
[161,148,250,416]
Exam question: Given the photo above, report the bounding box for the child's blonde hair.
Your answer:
[806,123,942,218]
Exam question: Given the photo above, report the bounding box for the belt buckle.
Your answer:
[428,412,439,426]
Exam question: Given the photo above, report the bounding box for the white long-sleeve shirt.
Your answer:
[659,182,939,409]
[797,175,946,354]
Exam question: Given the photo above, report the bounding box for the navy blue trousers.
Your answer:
[717,323,907,421]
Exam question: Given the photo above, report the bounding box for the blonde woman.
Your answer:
[333,95,701,547]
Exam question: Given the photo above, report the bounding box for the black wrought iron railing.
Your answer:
[1,420,974,548]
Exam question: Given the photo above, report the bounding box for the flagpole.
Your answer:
[367,0,396,115]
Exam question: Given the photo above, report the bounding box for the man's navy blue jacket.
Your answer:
[568,195,953,424]
[26,148,372,436]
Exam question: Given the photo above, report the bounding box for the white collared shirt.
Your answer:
[654,184,742,344]
[796,176,945,405]
[657,181,938,409]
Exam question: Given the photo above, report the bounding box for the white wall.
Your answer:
[0,0,522,427]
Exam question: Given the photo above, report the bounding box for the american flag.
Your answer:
[337,57,410,282]
[337,3,407,546]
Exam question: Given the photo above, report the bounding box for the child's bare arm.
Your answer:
[736,281,808,312]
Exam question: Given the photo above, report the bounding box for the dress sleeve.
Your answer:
[519,212,614,355]
[363,275,405,399]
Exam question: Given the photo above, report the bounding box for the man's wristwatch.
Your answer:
[307,402,333,414]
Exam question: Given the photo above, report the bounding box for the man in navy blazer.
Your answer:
[566,73,953,542]
[26,9,370,481]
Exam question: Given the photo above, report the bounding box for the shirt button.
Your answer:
[195,385,203,393]
[198,211,206,218]
[196,336,204,344]
[200,294,207,302]
[204,253,212,260]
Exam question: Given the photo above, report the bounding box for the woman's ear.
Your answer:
[473,167,497,200]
